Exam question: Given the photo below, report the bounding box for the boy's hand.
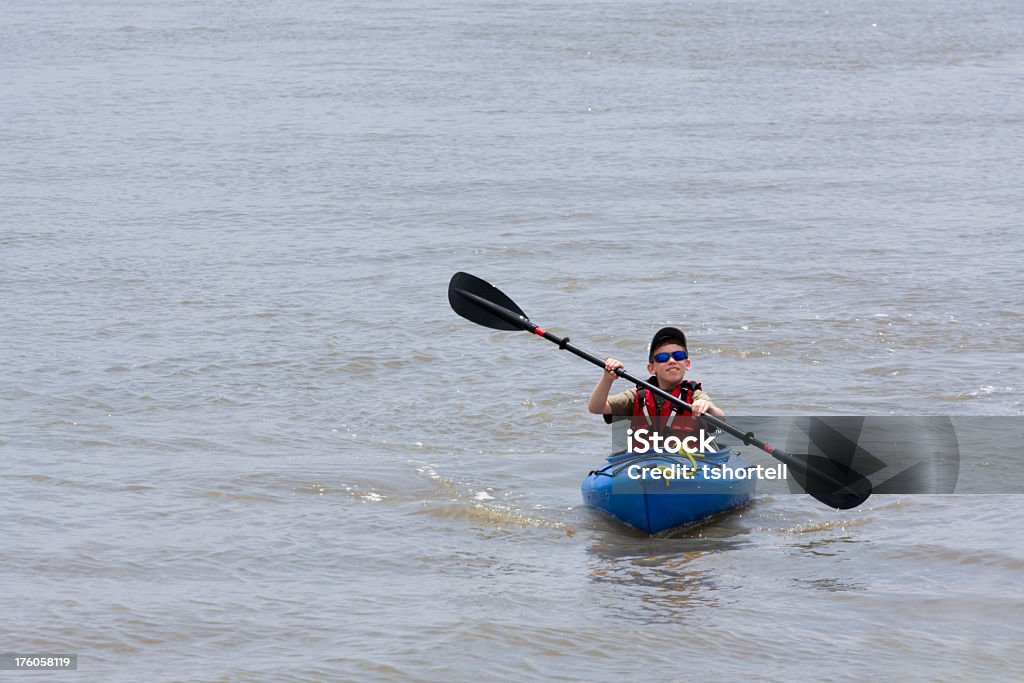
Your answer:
[690,398,715,416]
[603,358,624,380]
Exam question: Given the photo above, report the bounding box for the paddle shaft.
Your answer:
[458,289,798,465]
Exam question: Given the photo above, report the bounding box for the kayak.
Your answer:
[581,449,756,534]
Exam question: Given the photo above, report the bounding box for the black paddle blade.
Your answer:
[787,453,873,510]
[788,415,960,496]
[783,415,962,508]
[448,272,531,331]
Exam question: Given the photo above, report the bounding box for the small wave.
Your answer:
[780,517,871,534]
[409,461,569,531]
[865,366,909,377]
[705,346,773,358]
[288,481,387,504]
[417,500,568,531]
[884,544,1024,571]
[199,489,282,503]
[414,464,455,490]
[957,385,1016,399]
[340,356,376,373]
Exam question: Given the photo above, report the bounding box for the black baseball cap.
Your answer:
[648,326,687,361]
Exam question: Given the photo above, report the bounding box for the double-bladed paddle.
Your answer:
[448,271,872,510]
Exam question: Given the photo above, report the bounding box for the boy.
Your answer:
[587,327,724,436]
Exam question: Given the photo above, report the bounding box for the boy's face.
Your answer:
[647,342,690,386]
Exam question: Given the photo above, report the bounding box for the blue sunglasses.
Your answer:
[653,350,688,363]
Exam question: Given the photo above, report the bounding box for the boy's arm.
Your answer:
[691,389,725,417]
[587,358,624,414]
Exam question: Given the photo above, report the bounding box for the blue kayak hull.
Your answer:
[581,450,756,534]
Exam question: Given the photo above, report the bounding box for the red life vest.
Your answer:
[631,378,703,438]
